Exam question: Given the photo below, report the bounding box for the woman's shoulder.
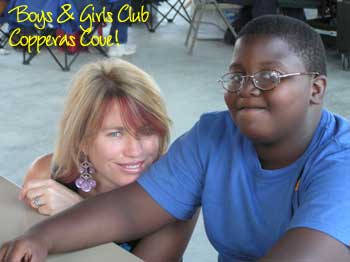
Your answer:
[24,154,53,184]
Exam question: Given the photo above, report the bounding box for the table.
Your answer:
[0,176,142,262]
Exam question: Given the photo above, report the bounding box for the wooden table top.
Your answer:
[0,176,141,262]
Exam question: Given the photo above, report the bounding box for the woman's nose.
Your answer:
[124,135,143,157]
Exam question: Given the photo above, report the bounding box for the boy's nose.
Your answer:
[238,77,261,97]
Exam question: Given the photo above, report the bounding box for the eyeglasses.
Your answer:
[218,70,319,93]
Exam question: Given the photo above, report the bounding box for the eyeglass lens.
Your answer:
[226,71,280,91]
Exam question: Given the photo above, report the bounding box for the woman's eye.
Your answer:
[108,131,122,137]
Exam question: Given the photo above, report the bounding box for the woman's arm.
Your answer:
[23,154,53,183]
[0,183,176,261]
[21,154,83,215]
[132,209,200,261]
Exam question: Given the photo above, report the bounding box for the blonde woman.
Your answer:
[20,59,198,261]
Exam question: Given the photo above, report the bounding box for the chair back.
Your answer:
[0,0,7,16]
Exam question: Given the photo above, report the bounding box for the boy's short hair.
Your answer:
[237,15,327,76]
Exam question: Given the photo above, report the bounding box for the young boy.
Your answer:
[1,15,350,261]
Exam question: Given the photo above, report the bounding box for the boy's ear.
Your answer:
[310,75,327,105]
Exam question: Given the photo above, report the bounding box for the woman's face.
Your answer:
[86,99,160,190]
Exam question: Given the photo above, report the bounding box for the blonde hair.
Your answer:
[52,59,171,183]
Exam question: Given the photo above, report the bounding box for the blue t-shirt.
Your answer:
[138,109,350,261]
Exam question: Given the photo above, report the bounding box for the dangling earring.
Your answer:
[75,155,97,192]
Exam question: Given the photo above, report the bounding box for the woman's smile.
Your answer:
[113,160,146,174]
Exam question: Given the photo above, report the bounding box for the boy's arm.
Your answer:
[132,209,200,261]
[261,152,350,261]
[0,183,175,261]
[260,228,350,261]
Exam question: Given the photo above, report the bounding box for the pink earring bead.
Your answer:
[75,177,96,192]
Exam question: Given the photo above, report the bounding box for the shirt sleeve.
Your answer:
[287,149,350,246]
[137,119,206,220]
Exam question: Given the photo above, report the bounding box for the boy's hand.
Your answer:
[0,234,49,262]
[20,178,83,216]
